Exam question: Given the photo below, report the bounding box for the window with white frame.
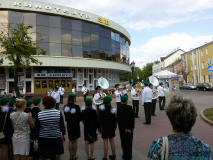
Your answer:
[191,65,193,71]
[203,76,205,83]
[201,50,203,56]
[206,48,209,55]
[195,64,197,70]
[202,62,204,69]
[208,75,210,82]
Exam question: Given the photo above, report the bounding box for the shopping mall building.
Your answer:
[0,0,131,94]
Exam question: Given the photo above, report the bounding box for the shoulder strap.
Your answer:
[161,137,169,160]
[2,111,8,132]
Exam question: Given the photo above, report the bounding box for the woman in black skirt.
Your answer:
[81,98,98,160]
[98,96,117,160]
[0,97,14,160]
[33,96,66,160]
[64,94,81,160]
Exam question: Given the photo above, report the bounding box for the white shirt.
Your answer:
[94,92,104,101]
[51,91,55,97]
[11,93,16,98]
[122,89,128,95]
[114,90,122,102]
[53,91,60,103]
[142,87,153,105]
[157,86,166,97]
[82,87,87,93]
[131,88,141,100]
[72,88,76,93]
[58,87,65,95]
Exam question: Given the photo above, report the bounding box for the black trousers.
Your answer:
[144,102,152,124]
[60,95,63,103]
[83,95,87,102]
[116,102,121,109]
[119,128,133,160]
[96,105,100,117]
[132,100,139,116]
[159,96,166,110]
[151,99,156,115]
[56,103,59,110]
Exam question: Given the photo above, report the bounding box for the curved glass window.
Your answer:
[7,11,130,64]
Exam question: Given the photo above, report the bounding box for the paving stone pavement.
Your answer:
[39,90,213,160]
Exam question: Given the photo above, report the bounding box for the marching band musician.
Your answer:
[47,85,54,96]
[82,84,87,101]
[58,84,65,103]
[157,82,166,110]
[114,84,123,109]
[142,80,153,125]
[72,86,77,102]
[94,86,103,117]
[151,88,157,116]
[122,84,128,97]
[53,86,60,110]
[131,83,141,118]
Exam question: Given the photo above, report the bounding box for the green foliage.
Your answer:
[141,63,153,80]
[0,23,46,96]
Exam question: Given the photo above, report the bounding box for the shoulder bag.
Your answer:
[0,112,8,140]
[161,137,169,160]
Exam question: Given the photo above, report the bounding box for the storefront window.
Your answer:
[35,81,40,88]
[42,80,47,88]
[55,80,60,87]
[26,68,31,78]
[67,80,71,87]
[61,80,66,87]
[26,82,31,93]
[49,80,54,87]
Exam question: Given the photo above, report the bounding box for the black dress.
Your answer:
[0,106,14,144]
[63,103,81,140]
[81,107,98,141]
[98,105,117,139]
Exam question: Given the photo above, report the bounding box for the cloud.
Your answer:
[130,33,213,68]
[34,0,213,30]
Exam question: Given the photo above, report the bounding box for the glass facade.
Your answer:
[0,11,130,64]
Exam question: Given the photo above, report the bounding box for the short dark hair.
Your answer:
[165,95,197,133]
[43,96,55,109]
[68,96,75,103]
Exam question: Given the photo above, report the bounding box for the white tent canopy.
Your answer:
[153,70,180,79]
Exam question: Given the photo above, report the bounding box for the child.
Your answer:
[32,98,41,121]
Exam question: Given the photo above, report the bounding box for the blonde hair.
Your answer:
[15,98,26,109]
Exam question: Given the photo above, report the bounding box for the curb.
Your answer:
[200,109,213,126]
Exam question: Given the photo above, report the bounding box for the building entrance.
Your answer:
[34,78,72,93]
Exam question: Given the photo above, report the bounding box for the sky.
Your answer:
[34,0,213,68]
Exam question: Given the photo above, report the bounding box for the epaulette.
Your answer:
[92,105,96,110]
[110,107,117,114]
[70,108,76,114]
[64,106,70,113]
[99,104,105,111]
[81,106,86,111]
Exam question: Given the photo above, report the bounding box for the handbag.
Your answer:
[161,137,169,160]
[0,112,8,140]
[88,133,98,144]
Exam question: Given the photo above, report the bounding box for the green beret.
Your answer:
[26,100,33,105]
[159,82,163,85]
[95,86,101,90]
[115,84,119,88]
[103,96,112,103]
[33,98,41,105]
[2,97,10,102]
[143,80,149,85]
[123,84,126,86]
[121,96,128,102]
[132,83,137,86]
[85,98,93,105]
[9,99,16,105]
[68,93,76,98]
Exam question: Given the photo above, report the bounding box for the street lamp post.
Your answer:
[130,61,135,84]
[137,61,143,82]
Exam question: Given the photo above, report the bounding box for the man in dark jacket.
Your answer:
[117,96,135,160]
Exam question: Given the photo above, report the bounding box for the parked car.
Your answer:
[179,84,183,89]
[183,83,196,90]
[196,83,211,91]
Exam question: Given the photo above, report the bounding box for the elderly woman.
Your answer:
[147,95,213,159]
[33,96,66,160]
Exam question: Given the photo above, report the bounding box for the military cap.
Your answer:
[85,98,93,105]
[68,93,76,98]
[115,84,119,88]
[123,84,126,86]
[33,98,41,105]
[95,86,101,90]
[2,97,10,102]
[159,82,163,85]
[9,99,16,105]
[121,96,128,102]
[103,96,112,103]
[143,80,149,85]
[26,100,33,105]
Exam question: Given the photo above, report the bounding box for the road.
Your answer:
[54,89,213,159]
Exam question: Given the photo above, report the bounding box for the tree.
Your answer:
[141,63,153,80]
[0,23,46,97]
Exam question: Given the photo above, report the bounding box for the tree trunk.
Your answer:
[14,68,21,98]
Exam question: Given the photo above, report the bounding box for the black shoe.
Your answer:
[135,116,140,118]
[109,155,116,160]
[152,114,157,116]
[143,122,150,125]
[102,158,107,160]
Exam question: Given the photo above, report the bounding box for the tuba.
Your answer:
[93,77,109,105]
[149,76,160,99]
[134,82,142,97]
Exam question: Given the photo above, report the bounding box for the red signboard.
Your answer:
[0,74,6,76]
[18,73,24,76]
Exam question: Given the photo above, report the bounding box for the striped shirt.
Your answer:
[34,108,65,140]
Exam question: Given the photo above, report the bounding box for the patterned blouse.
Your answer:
[147,134,213,160]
